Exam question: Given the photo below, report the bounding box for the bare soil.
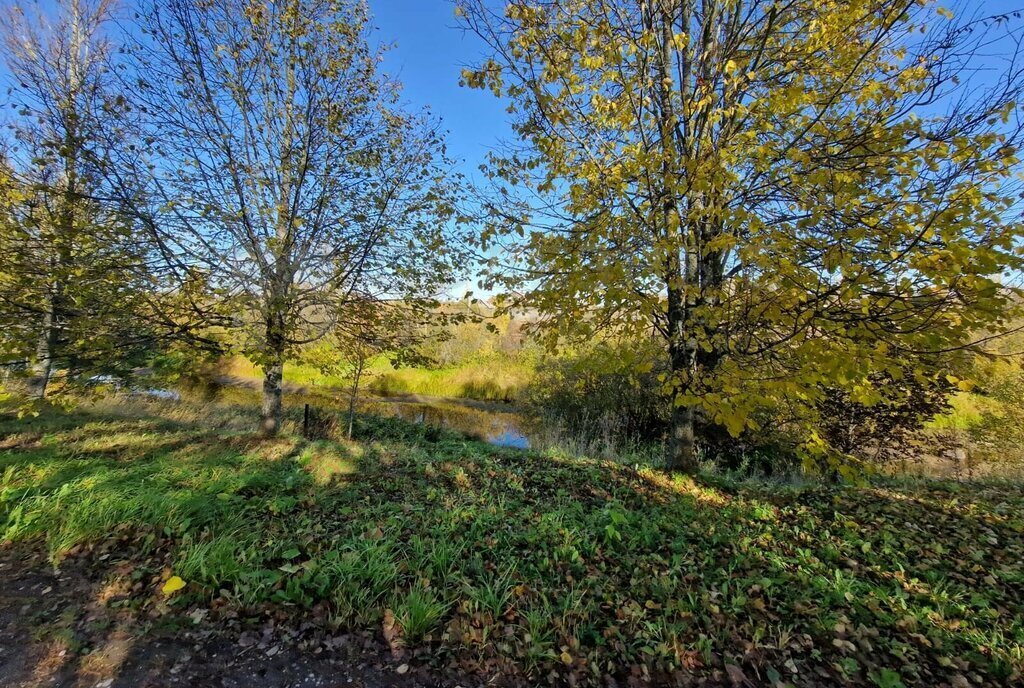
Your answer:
[0,546,478,688]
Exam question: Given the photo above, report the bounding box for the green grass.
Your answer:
[224,355,354,388]
[927,392,999,432]
[366,356,531,402]
[1,399,1022,686]
[225,353,533,402]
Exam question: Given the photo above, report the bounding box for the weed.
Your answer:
[394,586,448,642]
[466,565,517,619]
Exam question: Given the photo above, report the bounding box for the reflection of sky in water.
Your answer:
[360,399,531,449]
[488,430,530,449]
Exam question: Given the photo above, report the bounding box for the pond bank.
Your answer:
[213,375,535,449]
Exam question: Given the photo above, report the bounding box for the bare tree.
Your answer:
[126,0,464,434]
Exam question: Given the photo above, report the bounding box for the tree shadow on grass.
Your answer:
[0,544,457,688]
[0,404,1021,686]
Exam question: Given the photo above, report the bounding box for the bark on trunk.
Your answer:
[665,306,699,474]
[33,303,57,400]
[260,357,284,436]
[651,0,699,474]
[259,31,299,439]
[667,398,697,472]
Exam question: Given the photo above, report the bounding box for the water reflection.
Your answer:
[358,398,532,449]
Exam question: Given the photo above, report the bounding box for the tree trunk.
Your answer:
[651,0,698,474]
[665,306,699,473]
[664,259,700,472]
[667,396,697,472]
[261,356,284,436]
[260,310,286,436]
[347,357,364,440]
[33,302,57,400]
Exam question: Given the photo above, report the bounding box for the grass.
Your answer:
[366,356,531,402]
[927,392,999,432]
[1,398,1023,686]
[224,353,533,402]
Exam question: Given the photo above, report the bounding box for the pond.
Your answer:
[358,397,534,449]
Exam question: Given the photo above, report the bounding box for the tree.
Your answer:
[0,0,157,399]
[128,0,464,435]
[337,301,429,440]
[299,298,438,439]
[459,0,1024,472]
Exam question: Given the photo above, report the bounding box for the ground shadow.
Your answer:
[1,403,1021,687]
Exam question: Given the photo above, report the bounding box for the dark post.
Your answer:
[303,403,310,438]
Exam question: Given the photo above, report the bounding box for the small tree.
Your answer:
[129,0,464,434]
[305,299,438,439]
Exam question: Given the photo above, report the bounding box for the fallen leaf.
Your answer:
[725,664,749,686]
[161,576,186,595]
[382,609,404,658]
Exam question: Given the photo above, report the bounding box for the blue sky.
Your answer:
[370,1,513,181]
[367,0,1024,180]
[0,0,511,182]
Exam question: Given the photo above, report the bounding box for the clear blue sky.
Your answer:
[0,0,511,182]
[6,0,1024,204]
[7,0,1024,181]
[370,1,513,180]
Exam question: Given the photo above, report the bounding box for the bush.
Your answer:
[522,340,669,452]
[524,343,963,475]
[523,341,799,469]
[948,360,1024,469]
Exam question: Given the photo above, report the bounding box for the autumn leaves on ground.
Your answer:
[1,399,1022,687]
[5,0,1024,686]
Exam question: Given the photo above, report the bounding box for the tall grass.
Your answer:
[366,356,530,401]
[223,356,353,388]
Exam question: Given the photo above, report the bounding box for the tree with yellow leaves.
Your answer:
[460,0,1024,472]
[0,0,165,400]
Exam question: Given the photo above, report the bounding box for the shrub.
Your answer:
[523,341,797,469]
[522,340,669,451]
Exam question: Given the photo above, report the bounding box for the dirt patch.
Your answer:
[0,546,484,688]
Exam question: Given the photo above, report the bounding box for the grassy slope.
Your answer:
[1,402,1022,687]
[224,354,533,402]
